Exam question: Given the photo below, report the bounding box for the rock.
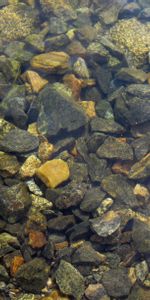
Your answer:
[69,162,88,183]
[31,52,70,74]
[101,174,138,208]
[0,128,39,153]
[87,133,106,153]
[72,242,105,266]
[128,153,150,180]
[131,135,150,160]
[0,264,9,282]
[22,71,48,93]
[90,117,124,134]
[40,0,76,21]
[87,153,108,183]
[19,155,41,178]
[126,84,150,99]
[28,230,47,249]
[97,0,127,25]
[66,221,90,242]
[0,233,19,258]
[4,41,33,62]
[90,210,121,237]
[135,261,149,283]
[94,65,112,94]
[26,179,43,196]
[139,8,150,20]
[133,184,149,202]
[36,159,70,188]
[0,152,20,177]
[97,136,133,161]
[128,284,150,300]
[0,55,20,82]
[38,140,54,162]
[116,68,147,83]
[138,0,150,8]
[31,194,53,213]
[79,101,96,118]
[45,34,69,52]
[0,183,31,223]
[63,73,84,101]
[111,161,132,176]
[85,283,110,300]
[96,197,114,217]
[25,211,47,233]
[10,255,24,276]
[95,101,114,120]
[48,215,75,232]
[73,57,90,79]
[40,290,70,300]
[102,267,132,298]
[37,85,87,137]
[16,294,36,300]
[87,42,109,64]
[132,219,150,254]
[55,260,85,300]
[25,33,45,53]
[15,258,50,293]
[66,40,86,56]
[80,188,105,212]
[119,2,140,18]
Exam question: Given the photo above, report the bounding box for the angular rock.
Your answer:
[19,155,41,178]
[90,210,121,237]
[72,242,104,266]
[101,174,138,208]
[132,219,150,254]
[116,68,147,83]
[0,183,31,223]
[90,117,124,134]
[119,2,140,18]
[15,258,50,293]
[0,128,39,153]
[28,230,47,249]
[10,255,25,277]
[87,133,106,153]
[37,85,87,137]
[0,151,20,177]
[0,233,19,258]
[22,70,48,93]
[138,0,150,8]
[85,283,110,300]
[87,154,108,183]
[48,215,75,232]
[66,221,90,242]
[126,84,150,99]
[0,264,9,282]
[55,260,85,300]
[94,65,112,94]
[36,159,70,188]
[97,136,133,161]
[102,267,132,298]
[131,135,150,160]
[73,57,90,79]
[128,284,150,300]
[128,153,150,180]
[80,188,105,212]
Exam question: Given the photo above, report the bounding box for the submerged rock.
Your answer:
[128,153,150,180]
[116,68,147,83]
[132,219,150,254]
[0,152,20,177]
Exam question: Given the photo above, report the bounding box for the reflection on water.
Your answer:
[0,1,150,299]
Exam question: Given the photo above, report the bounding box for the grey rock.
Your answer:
[119,2,140,18]
[45,34,69,52]
[90,117,124,134]
[55,260,85,300]
[0,265,9,282]
[126,84,150,99]
[0,233,19,258]
[116,68,147,83]
[66,221,90,242]
[97,136,133,160]
[128,154,150,180]
[87,133,106,153]
[80,188,105,212]
[132,219,150,254]
[94,65,112,94]
[0,183,31,223]
[128,284,150,300]
[96,101,114,120]
[85,283,109,300]
[37,85,87,137]
[72,242,103,266]
[15,258,50,293]
[90,211,121,237]
[139,7,150,20]
[131,135,150,160]
[48,215,75,232]
[87,153,108,183]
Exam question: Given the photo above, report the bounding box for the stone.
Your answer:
[90,210,121,237]
[80,188,105,212]
[102,267,132,298]
[38,140,54,162]
[79,101,96,118]
[0,233,19,258]
[128,153,150,180]
[96,198,114,217]
[119,2,140,18]
[133,184,149,202]
[90,117,124,134]
[97,0,127,25]
[37,85,87,137]
[87,153,108,183]
[63,73,84,101]
[0,128,39,153]
[94,65,112,94]
[87,42,109,64]
[10,255,24,276]
[126,84,150,99]
[111,161,132,176]
[128,284,150,300]
[0,152,20,177]
[131,135,150,160]
[25,33,45,52]
[19,155,41,178]
[85,283,110,300]
[97,136,133,161]
[26,179,43,196]
[95,101,114,120]
[15,258,50,293]
[31,52,70,74]
[66,221,90,242]
[48,215,75,232]
[22,71,48,93]
[139,7,150,20]
[0,264,9,282]
[45,34,69,52]
[132,219,150,254]
[0,183,31,223]
[135,261,149,283]
[138,0,150,8]
[25,211,47,233]
[36,159,70,188]
[87,133,106,153]
[116,68,147,83]
[4,41,33,62]
[40,0,76,21]
[31,194,53,213]
[73,57,90,79]
[0,55,20,81]
[55,260,85,300]
[66,40,86,56]
[72,242,105,266]
[101,174,138,208]
[40,290,70,300]
[28,230,47,248]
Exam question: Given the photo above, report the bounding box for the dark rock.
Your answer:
[72,208,89,222]
[102,267,132,298]
[0,183,31,223]
[72,242,103,266]
[101,174,138,208]
[138,0,150,9]
[48,215,75,232]
[90,210,121,237]
[0,128,39,153]
[0,233,19,258]
[0,55,20,82]
[42,239,54,260]
[97,136,133,161]
[85,283,108,300]
[128,153,150,180]
[128,284,150,300]
[95,101,114,119]
[126,84,150,99]
[87,133,106,153]
[115,68,147,83]
[131,135,150,160]
[76,137,89,162]
[90,117,124,134]
[87,154,108,183]
[94,65,112,94]
[55,260,85,300]
[86,42,109,64]
[97,0,127,25]
[80,188,105,212]
[119,2,140,18]
[45,34,69,51]
[69,162,88,183]
[37,85,87,137]
[0,265,9,283]
[132,219,150,254]
[15,258,50,293]
[66,221,90,242]
[4,41,33,62]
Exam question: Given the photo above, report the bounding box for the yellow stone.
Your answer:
[22,70,48,93]
[134,184,149,199]
[28,123,39,137]
[36,159,70,188]
[30,51,70,73]
[128,267,137,285]
[19,155,41,178]
[66,29,76,40]
[38,140,54,162]
[79,101,96,118]
[40,289,70,300]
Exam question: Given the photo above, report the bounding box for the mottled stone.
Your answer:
[128,153,150,180]
[73,57,90,79]
[87,153,108,183]
[10,255,24,276]
[90,117,124,134]
[85,283,110,300]
[0,151,20,177]
[48,215,75,232]
[116,68,147,83]
[80,101,96,118]
[22,70,48,93]
[135,261,148,283]
[36,159,70,188]
[38,140,54,162]
[0,233,19,258]
[128,284,150,300]
[80,188,105,212]
[132,219,150,254]
[19,155,41,178]
[55,260,85,300]
[72,242,105,266]
[28,230,47,248]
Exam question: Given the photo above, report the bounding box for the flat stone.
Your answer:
[101,174,138,208]
[90,117,124,134]
[97,136,133,161]
[116,68,147,83]
[0,233,19,258]
[80,188,105,212]
[15,258,50,293]
[90,210,121,237]
[128,153,150,180]
[19,155,41,178]
[28,230,47,249]
[0,151,20,177]
[0,128,39,153]
[36,159,70,188]
[85,283,110,300]
[0,182,31,223]
[131,135,150,160]
[22,70,48,93]
[30,51,70,74]
[73,57,90,79]
[55,260,85,300]
[132,219,150,254]
[128,284,150,300]
[72,242,105,266]
[102,267,132,298]
[87,153,108,183]
[48,215,75,232]
[126,84,150,99]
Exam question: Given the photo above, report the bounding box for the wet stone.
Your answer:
[131,134,150,160]
[48,215,75,232]
[71,242,105,266]
[97,136,133,161]
[85,283,110,300]
[132,219,150,254]
[115,67,147,83]
[128,153,150,180]
[87,154,108,183]
[0,265,9,282]
[90,117,124,134]
[128,284,150,300]
[0,233,19,258]
[80,188,105,212]
[55,260,85,300]
[0,152,20,177]
[102,267,132,298]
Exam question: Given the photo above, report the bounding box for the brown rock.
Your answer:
[22,70,48,93]
[31,52,70,73]
[112,161,133,176]
[36,159,70,188]
[40,289,70,300]
[10,255,24,276]
[66,40,86,57]
[28,230,47,248]
[63,74,84,101]
[19,155,41,178]
[54,241,69,250]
